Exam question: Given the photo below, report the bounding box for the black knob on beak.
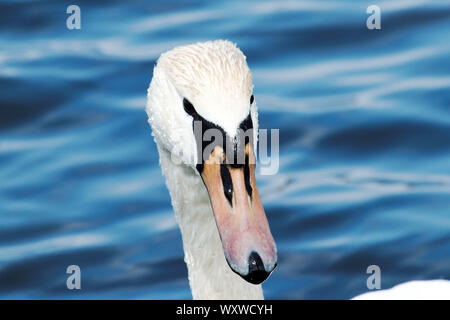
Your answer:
[242,251,271,285]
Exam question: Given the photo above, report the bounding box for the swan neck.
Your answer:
[156,144,263,299]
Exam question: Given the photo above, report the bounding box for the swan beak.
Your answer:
[200,144,277,285]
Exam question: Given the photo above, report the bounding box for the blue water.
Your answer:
[0,0,449,299]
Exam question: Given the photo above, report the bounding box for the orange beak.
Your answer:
[200,143,277,284]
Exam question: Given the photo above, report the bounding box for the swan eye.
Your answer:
[250,95,254,104]
[183,98,197,116]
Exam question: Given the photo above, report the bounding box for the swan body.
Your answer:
[146,40,277,299]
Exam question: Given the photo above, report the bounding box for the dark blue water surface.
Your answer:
[0,0,449,299]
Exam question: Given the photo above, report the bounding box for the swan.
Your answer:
[145,40,277,299]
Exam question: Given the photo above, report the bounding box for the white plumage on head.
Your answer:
[146,40,258,169]
[157,40,253,134]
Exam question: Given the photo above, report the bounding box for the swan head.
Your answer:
[146,40,277,284]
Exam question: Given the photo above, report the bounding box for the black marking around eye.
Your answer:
[250,95,254,104]
[183,98,197,116]
[189,108,228,173]
[183,97,254,174]
[240,112,253,131]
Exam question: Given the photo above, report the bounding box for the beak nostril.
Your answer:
[249,252,265,272]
